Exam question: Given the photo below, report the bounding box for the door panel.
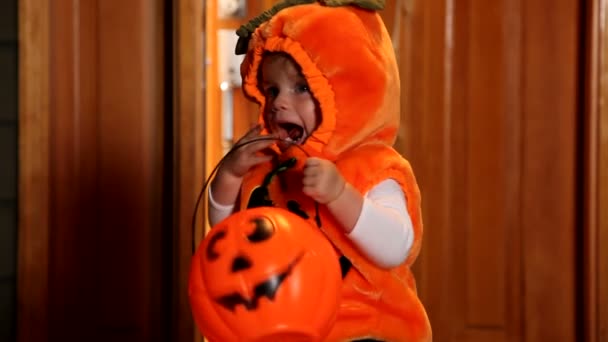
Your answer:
[49,1,166,340]
[392,0,579,341]
[19,0,168,341]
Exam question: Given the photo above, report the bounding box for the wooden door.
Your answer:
[19,0,171,341]
[386,0,583,341]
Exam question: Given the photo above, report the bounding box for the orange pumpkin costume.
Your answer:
[235,1,432,340]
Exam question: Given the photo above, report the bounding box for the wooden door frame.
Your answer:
[18,0,197,340]
[17,0,51,340]
[172,0,204,340]
[584,0,608,340]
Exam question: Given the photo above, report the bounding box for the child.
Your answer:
[208,1,431,341]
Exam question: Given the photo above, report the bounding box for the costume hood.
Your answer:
[238,0,400,159]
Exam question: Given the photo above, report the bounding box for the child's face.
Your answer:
[259,53,319,146]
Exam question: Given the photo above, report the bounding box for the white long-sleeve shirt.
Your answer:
[208,179,414,268]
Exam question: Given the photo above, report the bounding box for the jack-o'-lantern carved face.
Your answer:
[189,207,342,342]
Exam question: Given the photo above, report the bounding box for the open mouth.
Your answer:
[277,122,304,144]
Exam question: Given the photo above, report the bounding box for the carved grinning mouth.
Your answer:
[216,252,305,312]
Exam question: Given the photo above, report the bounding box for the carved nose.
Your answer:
[231,255,252,273]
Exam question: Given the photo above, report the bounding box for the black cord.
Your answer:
[191,136,322,254]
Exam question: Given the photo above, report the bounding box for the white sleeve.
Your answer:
[346,179,414,268]
[207,188,235,227]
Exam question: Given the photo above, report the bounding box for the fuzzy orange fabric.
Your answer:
[238,2,431,341]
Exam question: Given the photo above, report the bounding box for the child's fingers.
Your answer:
[302,185,317,199]
[305,157,321,166]
[303,157,322,176]
[250,136,277,150]
[246,123,263,135]
[302,162,320,177]
[250,154,273,165]
[302,173,318,187]
[235,124,263,144]
[234,134,276,154]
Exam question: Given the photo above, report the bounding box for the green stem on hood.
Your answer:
[234,0,385,55]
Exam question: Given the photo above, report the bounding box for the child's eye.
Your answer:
[264,87,279,98]
[295,84,310,93]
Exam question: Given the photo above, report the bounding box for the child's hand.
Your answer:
[302,157,346,204]
[221,124,275,180]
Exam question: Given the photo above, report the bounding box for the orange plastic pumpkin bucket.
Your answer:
[189,207,342,342]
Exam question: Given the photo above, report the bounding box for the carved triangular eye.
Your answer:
[247,217,274,242]
[206,230,227,261]
[231,255,253,272]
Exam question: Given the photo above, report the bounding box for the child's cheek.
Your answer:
[261,110,273,132]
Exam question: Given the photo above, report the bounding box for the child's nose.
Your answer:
[273,92,290,111]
